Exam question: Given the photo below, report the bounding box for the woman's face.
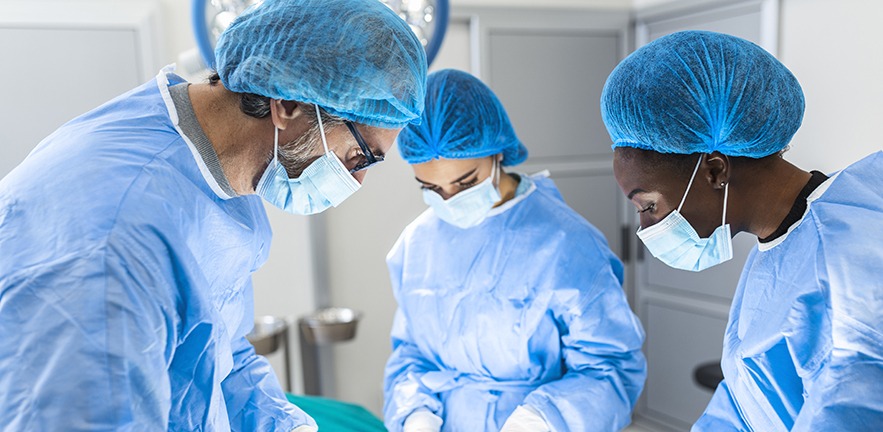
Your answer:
[613,148,725,238]
[412,156,496,201]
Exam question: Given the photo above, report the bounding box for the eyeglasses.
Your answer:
[345,121,384,173]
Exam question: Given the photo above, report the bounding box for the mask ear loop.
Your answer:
[722,182,729,225]
[490,156,503,197]
[315,104,330,155]
[272,126,279,164]
[678,154,705,213]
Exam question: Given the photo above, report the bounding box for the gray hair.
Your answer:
[276,106,346,178]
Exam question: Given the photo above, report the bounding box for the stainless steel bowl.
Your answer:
[247,315,288,355]
[298,307,362,345]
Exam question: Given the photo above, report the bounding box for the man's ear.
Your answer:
[269,99,300,130]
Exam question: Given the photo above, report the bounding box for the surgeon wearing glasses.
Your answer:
[0,0,426,430]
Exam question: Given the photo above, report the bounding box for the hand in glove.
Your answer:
[404,408,443,432]
[500,405,550,432]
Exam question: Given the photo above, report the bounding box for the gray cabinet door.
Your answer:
[0,27,143,177]
[471,7,631,259]
[644,300,729,429]
[0,2,160,179]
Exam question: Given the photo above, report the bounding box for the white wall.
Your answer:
[463,0,628,8]
[633,0,678,8]
[779,0,883,171]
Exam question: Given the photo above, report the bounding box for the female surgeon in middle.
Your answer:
[382,69,647,432]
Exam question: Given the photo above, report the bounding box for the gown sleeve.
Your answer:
[0,240,174,429]
[522,254,647,432]
[692,380,750,431]
[223,330,318,431]
[789,210,883,431]
[383,236,444,432]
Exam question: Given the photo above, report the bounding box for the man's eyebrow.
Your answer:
[627,188,647,200]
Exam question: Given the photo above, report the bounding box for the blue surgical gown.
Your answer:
[694,151,883,431]
[0,68,315,431]
[383,174,647,432]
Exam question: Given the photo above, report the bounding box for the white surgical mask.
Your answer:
[423,159,501,229]
[636,155,733,271]
[256,105,361,215]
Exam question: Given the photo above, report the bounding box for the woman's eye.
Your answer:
[457,178,478,189]
[420,185,439,191]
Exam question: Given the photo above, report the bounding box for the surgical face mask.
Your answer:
[256,105,361,215]
[423,159,501,229]
[636,155,733,272]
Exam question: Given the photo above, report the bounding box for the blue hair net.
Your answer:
[398,69,528,166]
[215,0,427,129]
[600,31,804,157]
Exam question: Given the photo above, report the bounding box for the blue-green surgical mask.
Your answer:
[423,159,501,229]
[636,155,733,271]
[257,105,361,215]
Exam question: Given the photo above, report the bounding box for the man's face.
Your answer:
[279,121,400,184]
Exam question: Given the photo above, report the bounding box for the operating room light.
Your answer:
[192,0,449,69]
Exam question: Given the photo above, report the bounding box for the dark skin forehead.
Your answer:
[613,147,698,204]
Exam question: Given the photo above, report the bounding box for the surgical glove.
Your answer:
[404,408,443,432]
[499,405,550,432]
[292,425,318,432]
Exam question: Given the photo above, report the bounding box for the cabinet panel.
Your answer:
[0,27,142,177]
[487,31,620,160]
[644,301,727,428]
[645,4,763,44]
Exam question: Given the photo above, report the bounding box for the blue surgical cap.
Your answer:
[600,31,804,158]
[215,0,427,129]
[398,69,528,166]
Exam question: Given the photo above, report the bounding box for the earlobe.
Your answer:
[705,152,730,190]
[269,99,300,130]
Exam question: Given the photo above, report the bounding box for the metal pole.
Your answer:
[298,320,322,395]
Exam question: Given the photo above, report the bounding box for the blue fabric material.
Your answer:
[215,0,427,129]
[383,174,646,432]
[0,72,314,431]
[693,152,883,431]
[513,173,533,197]
[398,69,528,166]
[600,31,804,157]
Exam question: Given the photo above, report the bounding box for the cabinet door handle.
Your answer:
[620,225,631,263]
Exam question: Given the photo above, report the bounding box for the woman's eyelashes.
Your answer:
[419,175,478,192]
[456,177,478,189]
